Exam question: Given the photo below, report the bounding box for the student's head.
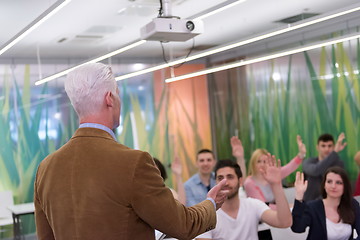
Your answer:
[196,149,216,175]
[248,149,269,176]
[321,166,354,224]
[153,158,167,181]
[214,159,242,199]
[354,151,360,167]
[65,63,121,128]
[316,133,335,160]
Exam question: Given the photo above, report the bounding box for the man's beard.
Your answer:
[227,183,240,199]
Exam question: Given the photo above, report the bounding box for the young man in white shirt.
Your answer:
[196,157,292,240]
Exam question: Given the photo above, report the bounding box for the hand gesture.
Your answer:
[334,132,347,152]
[294,172,308,201]
[171,156,182,177]
[207,179,229,210]
[260,154,282,185]
[297,135,306,159]
[231,136,244,159]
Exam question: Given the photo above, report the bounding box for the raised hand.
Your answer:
[297,135,306,159]
[171,156,182,177]
[260,154,282,185]
[230,136,244,159]
[334,132,347,152]
[294,172,308,201]
[207,179,229,210]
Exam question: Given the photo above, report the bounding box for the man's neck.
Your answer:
[221,195,240,219]
[80,116,113,130]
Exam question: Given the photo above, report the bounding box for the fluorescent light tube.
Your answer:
[36,0,245,84]
[0,0,71,56]
[35,40,146,85]
[115,4,360,82]
[192,0,247,21]
[165,33,360,83]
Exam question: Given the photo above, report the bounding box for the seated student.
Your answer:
[302,133,346,201]
[354,151,360,196]
[244,135,306,208]
[196,157,292,240]
[184,149,217,206]
[291,167,360,240]
[185,138,245,206]
[154,156,186,205]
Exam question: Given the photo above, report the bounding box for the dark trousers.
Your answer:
[258,229,273,240]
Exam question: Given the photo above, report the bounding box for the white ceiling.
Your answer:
[1,0,359,64]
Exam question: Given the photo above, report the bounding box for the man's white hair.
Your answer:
[65,63,117,118]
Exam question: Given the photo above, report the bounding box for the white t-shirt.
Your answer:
[326,218,352,240]
[196,198,269,240]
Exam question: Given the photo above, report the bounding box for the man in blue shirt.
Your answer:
[185,149,217,206]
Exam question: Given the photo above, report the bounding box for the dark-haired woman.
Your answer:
[291,167,360,240]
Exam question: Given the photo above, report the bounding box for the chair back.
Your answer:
[0,191,14,219]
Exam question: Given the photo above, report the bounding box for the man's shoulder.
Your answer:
[242,197,268,207]
[39,133,151,169]
[303,157,319,164]
[184,173,200,186]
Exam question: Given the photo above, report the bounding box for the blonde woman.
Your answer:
[244,135,306,208]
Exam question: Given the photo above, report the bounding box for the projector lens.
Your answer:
[186,21,195,31]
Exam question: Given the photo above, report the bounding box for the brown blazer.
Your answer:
[34,128,216,240]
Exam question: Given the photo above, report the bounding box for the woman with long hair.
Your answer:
[244,135,306,208]
[291,166,360,239]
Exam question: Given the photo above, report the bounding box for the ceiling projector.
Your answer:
[140,17,204,42]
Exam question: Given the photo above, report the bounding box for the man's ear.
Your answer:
[105,91,113,107]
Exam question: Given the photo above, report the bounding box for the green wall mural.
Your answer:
[211,40,360,184]
[0,39,359,237]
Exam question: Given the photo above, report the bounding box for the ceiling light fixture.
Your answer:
[35,0,246,85]
[192,0,247,21]
[164,33,360,83]
[115,4,360,82]
[0,0,71,56]
[35,40,146,85]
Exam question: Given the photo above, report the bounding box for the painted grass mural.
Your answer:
[0,63,210,237]
[211,40,359,184]
[0,39,359,237]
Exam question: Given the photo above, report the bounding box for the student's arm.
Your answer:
[259,155,292,228]
[280,135,306,178]
[334,132,347,153]
[353,199,360,240]
[302,152,342,176]
[171,156,186,205]
[231,136,246,179]
[291,172,312,233]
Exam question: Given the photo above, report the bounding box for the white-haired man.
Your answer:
[34,63,228,240]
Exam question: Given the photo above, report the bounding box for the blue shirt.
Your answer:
[184,173,216,207]
[79,123,116,141]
